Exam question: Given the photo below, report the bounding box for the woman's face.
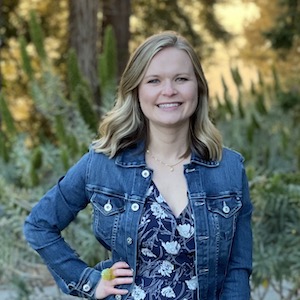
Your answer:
[138,47,198,130]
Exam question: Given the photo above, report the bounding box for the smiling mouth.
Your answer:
[157,102,182,108]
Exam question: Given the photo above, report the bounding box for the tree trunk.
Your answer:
[68,0,100,106]
[102,0,131,78]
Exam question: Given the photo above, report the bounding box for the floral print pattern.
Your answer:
[128,182,197,299]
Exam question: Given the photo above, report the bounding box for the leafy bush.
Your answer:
[251,173,300,299]
[216,67,300,299]
[0,12,114,293]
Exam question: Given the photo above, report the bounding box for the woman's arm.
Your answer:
[24,152,102,299]
[221,167,253,300]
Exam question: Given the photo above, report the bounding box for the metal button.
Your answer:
[131,203,139,211]
[141,170,150,178]
[127,237,133,245]
[222,202,230,214]
[83,283,91,292]
[115,295,122,300]
[104,201,112,212]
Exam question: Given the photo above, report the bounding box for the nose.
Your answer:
[162,80,177,96]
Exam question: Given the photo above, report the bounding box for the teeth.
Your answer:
[158,103,180,108]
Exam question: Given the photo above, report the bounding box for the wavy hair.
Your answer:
[93,31,223,161]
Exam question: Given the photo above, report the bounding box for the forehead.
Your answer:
[145,47,193,72]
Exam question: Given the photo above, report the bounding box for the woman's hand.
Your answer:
[95,261,134,299]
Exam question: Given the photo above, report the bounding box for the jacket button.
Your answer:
[141,170,150,178]
[83,283,91,292]
[131,203,139,211]
[115,295,122,300]
[104,201,112,212]
[222,202,230,214]
[223,206,230,213]
[127,237,133,245]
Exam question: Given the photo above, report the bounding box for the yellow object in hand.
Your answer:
[101,268,115,280]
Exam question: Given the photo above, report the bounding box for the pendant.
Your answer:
[170,167,174,172]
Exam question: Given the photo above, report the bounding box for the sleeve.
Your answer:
[23,151,102,299]
[221,164,253,300]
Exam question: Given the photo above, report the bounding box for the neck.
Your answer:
[147,124,190,160]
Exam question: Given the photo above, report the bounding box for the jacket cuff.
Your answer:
[67,267,101,299]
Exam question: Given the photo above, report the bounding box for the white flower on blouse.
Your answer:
[158,260,174,276]
[161,286,176,298]
[162,241,180,255]
[141,248,156,258]
[155,194,164,203]
[150,202,167,219]
[185,276,198,290]
[132,284,146,300]
[177,223,195,238]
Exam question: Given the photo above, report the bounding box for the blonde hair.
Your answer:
[93,31,223,161]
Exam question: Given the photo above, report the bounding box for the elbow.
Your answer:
[23,215,42,250]
[23,214,61,250]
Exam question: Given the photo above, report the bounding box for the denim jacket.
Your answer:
[24,142,252,300]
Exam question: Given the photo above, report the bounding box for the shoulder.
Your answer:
[192,146,244,167]
[222,146,244,162]
[219,147,245,170]
[88,145,114,164]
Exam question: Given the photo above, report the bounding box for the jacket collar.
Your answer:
[115,140,219,168]
[115,141,147,168]
[190,153,219,167]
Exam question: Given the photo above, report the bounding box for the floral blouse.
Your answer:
[128,182,198,300]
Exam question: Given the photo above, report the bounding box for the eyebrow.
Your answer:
[143,73,191,79]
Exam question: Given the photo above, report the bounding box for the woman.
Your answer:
[24,31,252,299]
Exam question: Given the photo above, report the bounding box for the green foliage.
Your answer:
[0,92,16,135]
[216,66,299,174]
[264,0,300,50]
[67,49,98,131]
[29,147,43,186]
[74,84,98,131]
[98,25,118,113]
[0,92,16,162]
[251,173,300,299]
[0,132,9,162]
[99,26,117,89]
[19,36,34,80]
[19,11,96,169]
[0,0,19,41]
[28,10,47,61]
[0,10,116,292]
[67,48,83,94]
[131,0,231,57]
[230,66,243,88]
[215,65,300,299]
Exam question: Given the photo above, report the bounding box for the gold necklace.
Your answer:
[146,149,186,172]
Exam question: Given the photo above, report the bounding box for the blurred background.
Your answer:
[0,0,299,299]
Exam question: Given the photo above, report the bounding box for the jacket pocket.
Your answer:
[89,188,126,248]
[206,193,242,240]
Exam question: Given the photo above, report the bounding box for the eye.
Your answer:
[147,78,160,84]
[176,77,188,82]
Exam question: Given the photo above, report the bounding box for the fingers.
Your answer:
[111,276,134,286]
[110,262,133,279]
[111,261,132,271]
[95,261,134,299]
[102,286,130,296]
